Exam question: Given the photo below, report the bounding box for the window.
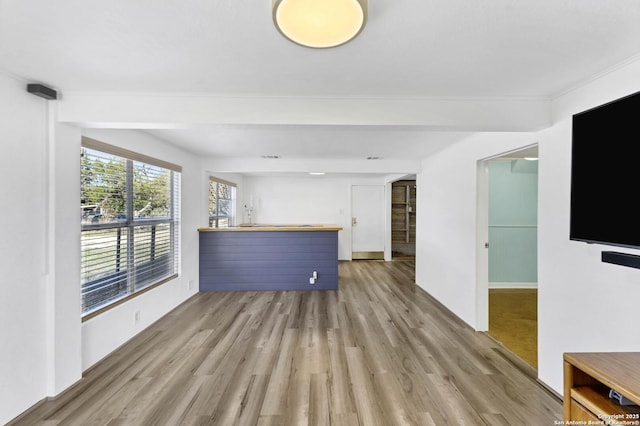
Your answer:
[80,137,181,319]
[209,177,236,227]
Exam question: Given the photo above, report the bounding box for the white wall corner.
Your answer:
[46,115,83,396]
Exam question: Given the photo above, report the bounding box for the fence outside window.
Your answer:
[80,138,181,318]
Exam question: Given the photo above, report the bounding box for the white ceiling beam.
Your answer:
[58,93,550,131]
[203,157,421,176]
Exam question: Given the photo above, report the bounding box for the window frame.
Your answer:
[208,177,236,228]
[80,137,182,321]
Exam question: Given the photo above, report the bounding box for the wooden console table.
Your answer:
[564,352,640,423]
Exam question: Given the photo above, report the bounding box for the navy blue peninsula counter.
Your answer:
[198,224,342,291]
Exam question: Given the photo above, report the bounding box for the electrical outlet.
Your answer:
[188,279,194,291]
[309,277,316,285]
[134,310,140,324]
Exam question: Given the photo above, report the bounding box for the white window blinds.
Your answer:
[81,138,181,318]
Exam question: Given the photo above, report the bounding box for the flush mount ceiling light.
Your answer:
[273,0,367,48]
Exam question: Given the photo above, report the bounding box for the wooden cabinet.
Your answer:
[564,352,640,424]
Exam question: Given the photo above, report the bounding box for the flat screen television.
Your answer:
[570,89,640,249]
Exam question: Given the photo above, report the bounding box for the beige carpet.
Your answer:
[488,288,537,369]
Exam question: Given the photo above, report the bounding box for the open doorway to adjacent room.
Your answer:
[480,146,539,370]
[391,178,416,260]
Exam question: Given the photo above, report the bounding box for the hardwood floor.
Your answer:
[11,260,561,425]
[488,289,538,369]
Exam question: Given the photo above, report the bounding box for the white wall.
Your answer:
[416,132,539,327]
[47,118,83,396]
[536,58,640,393]
[0,73,50,425]
[81,129,204,370]
[0,100,205,423]
[242,175,388,260]
[416,57,640,396]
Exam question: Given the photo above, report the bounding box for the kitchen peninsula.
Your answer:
[198,224,343,291]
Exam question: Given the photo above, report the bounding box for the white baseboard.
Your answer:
[489,282,538,289]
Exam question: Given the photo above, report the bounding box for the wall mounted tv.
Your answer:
[570,89,640,252]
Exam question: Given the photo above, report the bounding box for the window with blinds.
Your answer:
[80,137,181,319]
[209,177,236,227]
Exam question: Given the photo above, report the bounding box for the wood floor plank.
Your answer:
[309,373,330,426]
[325,328,357,416]
[259,328,299,417]
[9,260,562,426]
[344,346,388,426]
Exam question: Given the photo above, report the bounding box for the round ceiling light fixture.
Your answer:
[273,0,367,49]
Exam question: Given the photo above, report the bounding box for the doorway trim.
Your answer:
[476,143,539,332]
[476,157,490,331]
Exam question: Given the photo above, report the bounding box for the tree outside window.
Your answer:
[80,139,181,318]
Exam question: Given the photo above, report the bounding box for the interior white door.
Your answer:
[351,185,385,259]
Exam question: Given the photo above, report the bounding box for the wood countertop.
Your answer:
[198,224,343,232]
[564,352,640,406]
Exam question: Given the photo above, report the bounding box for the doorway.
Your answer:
[478,145,539,369]
[391,180,416,260]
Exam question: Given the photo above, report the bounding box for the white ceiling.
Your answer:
[1,1,639,164]
[144,125,469,160]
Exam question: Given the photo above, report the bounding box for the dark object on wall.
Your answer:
[570,89,640,249]
[601,251,640,270]
[27,83,57,100]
